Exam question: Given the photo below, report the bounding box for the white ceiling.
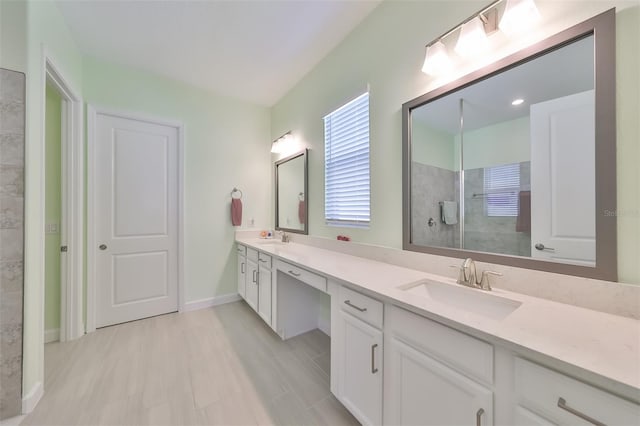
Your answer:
[56,0,381,106]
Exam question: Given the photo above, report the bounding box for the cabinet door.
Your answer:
[237,255,246,298]
[245,260,258,311]
[337,311,383,426]
[385,336,493,426]
[257,264,272,325]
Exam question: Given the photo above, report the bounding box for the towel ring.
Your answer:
[298,192,304,201]
[231,188,243,199]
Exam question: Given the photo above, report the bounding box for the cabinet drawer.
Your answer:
[278,260,327,293]
[258,252,272,269]
[515,358,640,426]
[247,247,258,262]
[386,305,493,385]
[339,285,383,329]
[236,243,246,256]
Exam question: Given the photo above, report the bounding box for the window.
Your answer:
[324,92,370,227]
[484,163,520,217]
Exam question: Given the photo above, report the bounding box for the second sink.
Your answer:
[398,279,522,320]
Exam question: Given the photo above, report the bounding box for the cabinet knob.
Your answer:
[99,244,107,250]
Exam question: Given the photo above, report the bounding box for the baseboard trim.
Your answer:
[22,381,43,414]
[183,293,241,312]
[44,328,60,343]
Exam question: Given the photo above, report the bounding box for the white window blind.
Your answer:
[324,92,370,227]
[484,163,520,217]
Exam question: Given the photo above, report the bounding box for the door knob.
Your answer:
[99,244,107,250]
[534,243,555,252]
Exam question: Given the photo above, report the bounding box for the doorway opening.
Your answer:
[43,82,62,343]
[42,55,84,345]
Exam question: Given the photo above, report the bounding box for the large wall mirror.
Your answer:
[275,149,308,234]
[402,10,616,281]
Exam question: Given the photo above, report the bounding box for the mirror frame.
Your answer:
[275,149,309,235]
[402,9,617,281]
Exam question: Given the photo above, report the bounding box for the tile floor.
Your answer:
[21,301,359,426]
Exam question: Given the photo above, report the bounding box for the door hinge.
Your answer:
[60,246,68,253]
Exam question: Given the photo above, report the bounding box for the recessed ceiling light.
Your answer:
[512,98,525,106]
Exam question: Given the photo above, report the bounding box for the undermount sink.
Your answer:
[255,239,285,246]
[398,279,522,320]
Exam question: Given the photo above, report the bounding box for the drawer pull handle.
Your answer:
[241,262,245,274]
[476,408,484,426]
[557,398,606,426]
[371,343,378,374]
[259,259,268,263]
[344,300,367,312]
[288,270,301,277]
[252,270,257,283]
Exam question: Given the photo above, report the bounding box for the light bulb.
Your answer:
[421,41,452,76]
[455,17,489,57]
[499,0,540,36]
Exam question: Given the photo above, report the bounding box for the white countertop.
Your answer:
[236,237,640,398]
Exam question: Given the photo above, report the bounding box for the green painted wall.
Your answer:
[0,0,27,72]
[44,83,62,334]
[462,117,530,170]
[82,56,272,303]
[412,122,455,171]
[271,0,640,284]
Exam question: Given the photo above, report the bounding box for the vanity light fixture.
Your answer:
[421,0,539,76]
[499,0,541,35]
[455,16,490,57]
[271,131,297,154]
[421,41,453,75]
[511,98,525,105]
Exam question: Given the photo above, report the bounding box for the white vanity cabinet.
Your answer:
[245,248,259,311]
[513,357,640,426]
[334,286,384,426]
[384,305,494,426]
[257,252,272,325]
[236,244,247,298]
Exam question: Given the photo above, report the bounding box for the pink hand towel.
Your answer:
[298,200,306,224]
[231,198,243,226]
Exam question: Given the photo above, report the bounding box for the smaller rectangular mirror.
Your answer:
[275,149,308,234]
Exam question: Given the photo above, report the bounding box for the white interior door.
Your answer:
[95,113,179,328]
[530,90,595,266]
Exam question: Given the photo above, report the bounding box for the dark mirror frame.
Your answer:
[275,149,309,235]
[402,9,617,281]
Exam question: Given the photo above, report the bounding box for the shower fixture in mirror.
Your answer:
[402,10,616,281]
[275,149,308,234]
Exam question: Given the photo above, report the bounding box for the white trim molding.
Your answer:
[44,328,60,344]
[86,106,186,332]
[42,47,85,343]
[21,381,43,414]
[183,294,242,312]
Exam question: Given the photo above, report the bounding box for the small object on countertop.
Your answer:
[260,230,267,238]
[266,230,273,239]
[337,235,351,241]
[231,198,242,226]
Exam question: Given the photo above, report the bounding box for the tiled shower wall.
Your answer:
[411,162,460,248]
[0,68,25,420]
[464,162,531,257]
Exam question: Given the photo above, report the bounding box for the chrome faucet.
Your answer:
[457,258,478,288]
[277,230,290,243]
[453,258,502,291]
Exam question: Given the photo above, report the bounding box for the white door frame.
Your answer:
[42,49,84,342]
[86,106,185,333]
